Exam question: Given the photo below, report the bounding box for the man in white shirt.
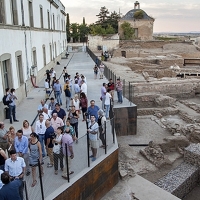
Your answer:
[80,80,87,95]
[35,114,46,157]
[5,150,26,199]
[50,67,56,78]
[44,79,50,100]
[42,107,52,120]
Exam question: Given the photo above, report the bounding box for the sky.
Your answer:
[62,0,200,33]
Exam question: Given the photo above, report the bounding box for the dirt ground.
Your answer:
[100,40,200,200]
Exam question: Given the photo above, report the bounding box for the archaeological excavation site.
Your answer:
[100,39,200,200]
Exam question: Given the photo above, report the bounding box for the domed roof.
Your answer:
[122,9,154,21]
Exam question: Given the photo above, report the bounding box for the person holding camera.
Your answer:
[53,127,63,175]
[6,88,19,124]
[87,115,99,162]
[61,128,74,179]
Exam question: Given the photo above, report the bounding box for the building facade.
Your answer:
[0,0,66,120]
[118,1,154,40]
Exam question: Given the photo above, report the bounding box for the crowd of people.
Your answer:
[0,60,123,199]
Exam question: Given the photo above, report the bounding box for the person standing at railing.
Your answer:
[52,127,63,175]
[107,78,115,101]
[104,89,112,120]
[61,129,74,179]
[100,83,107,110]
[87,100,100,122]
[87,115,99,162]
[99,62,105,79]
[97,110,106,149]
[116,78,123,104]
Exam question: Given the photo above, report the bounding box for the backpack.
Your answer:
[65,88,71,97]
[2,95,11,106]
[98,116,103,126]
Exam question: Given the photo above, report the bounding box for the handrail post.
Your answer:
[65,143,70,182]
[38,159,44,200]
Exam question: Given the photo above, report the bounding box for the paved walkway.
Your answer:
[3,51,117,199]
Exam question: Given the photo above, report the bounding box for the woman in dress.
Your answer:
[79,92,88,122]
[68,106,79,139]
[29,132,43,187]
[7,126,16,152]
[22,120,34,139]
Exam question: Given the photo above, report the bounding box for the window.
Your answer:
[10,0,18,25]
[52,14,55,30]
[0,54,13,89]
[54,42,57,57]
[47,11,50,29]
[0,0,5,24]
[42,45,46,66]
[32,49,37,66]
[15,52,24,85]
[49,44,52,61]
[40,6,43,28]
[28,1,34,27]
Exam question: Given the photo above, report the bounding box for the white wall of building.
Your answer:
[0,0,67,120]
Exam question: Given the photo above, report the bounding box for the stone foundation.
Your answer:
[155,162,199,199]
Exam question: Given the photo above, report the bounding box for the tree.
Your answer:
[96,6,109,29]
[70,23,79,43]
[105,24,115,34]
[107,11,121,33]
[120,22,134,40]
[83,17,85,25]
[66,13,71,42]
[79,24,89,43]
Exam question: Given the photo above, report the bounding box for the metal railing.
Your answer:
[86,46,135,105]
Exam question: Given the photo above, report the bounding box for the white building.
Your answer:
[0,0,67,120]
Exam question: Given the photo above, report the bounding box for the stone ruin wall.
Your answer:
[132,80,200,108]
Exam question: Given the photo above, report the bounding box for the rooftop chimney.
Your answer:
[134,1,140,9]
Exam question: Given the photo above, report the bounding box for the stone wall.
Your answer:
[155,162,199,199]
[88,34,119,52]
[118,20,154,40]
[134,80,199,99]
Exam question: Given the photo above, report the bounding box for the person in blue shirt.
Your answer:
[87,100,100,122]
[0,172,22,200]
[14,130,30,176]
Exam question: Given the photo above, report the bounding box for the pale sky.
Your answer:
[62,0,200,33]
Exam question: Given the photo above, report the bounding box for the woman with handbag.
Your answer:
[53,127,63,175]
[68,106,79,140]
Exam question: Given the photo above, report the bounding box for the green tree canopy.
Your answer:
[120,22,134,40]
